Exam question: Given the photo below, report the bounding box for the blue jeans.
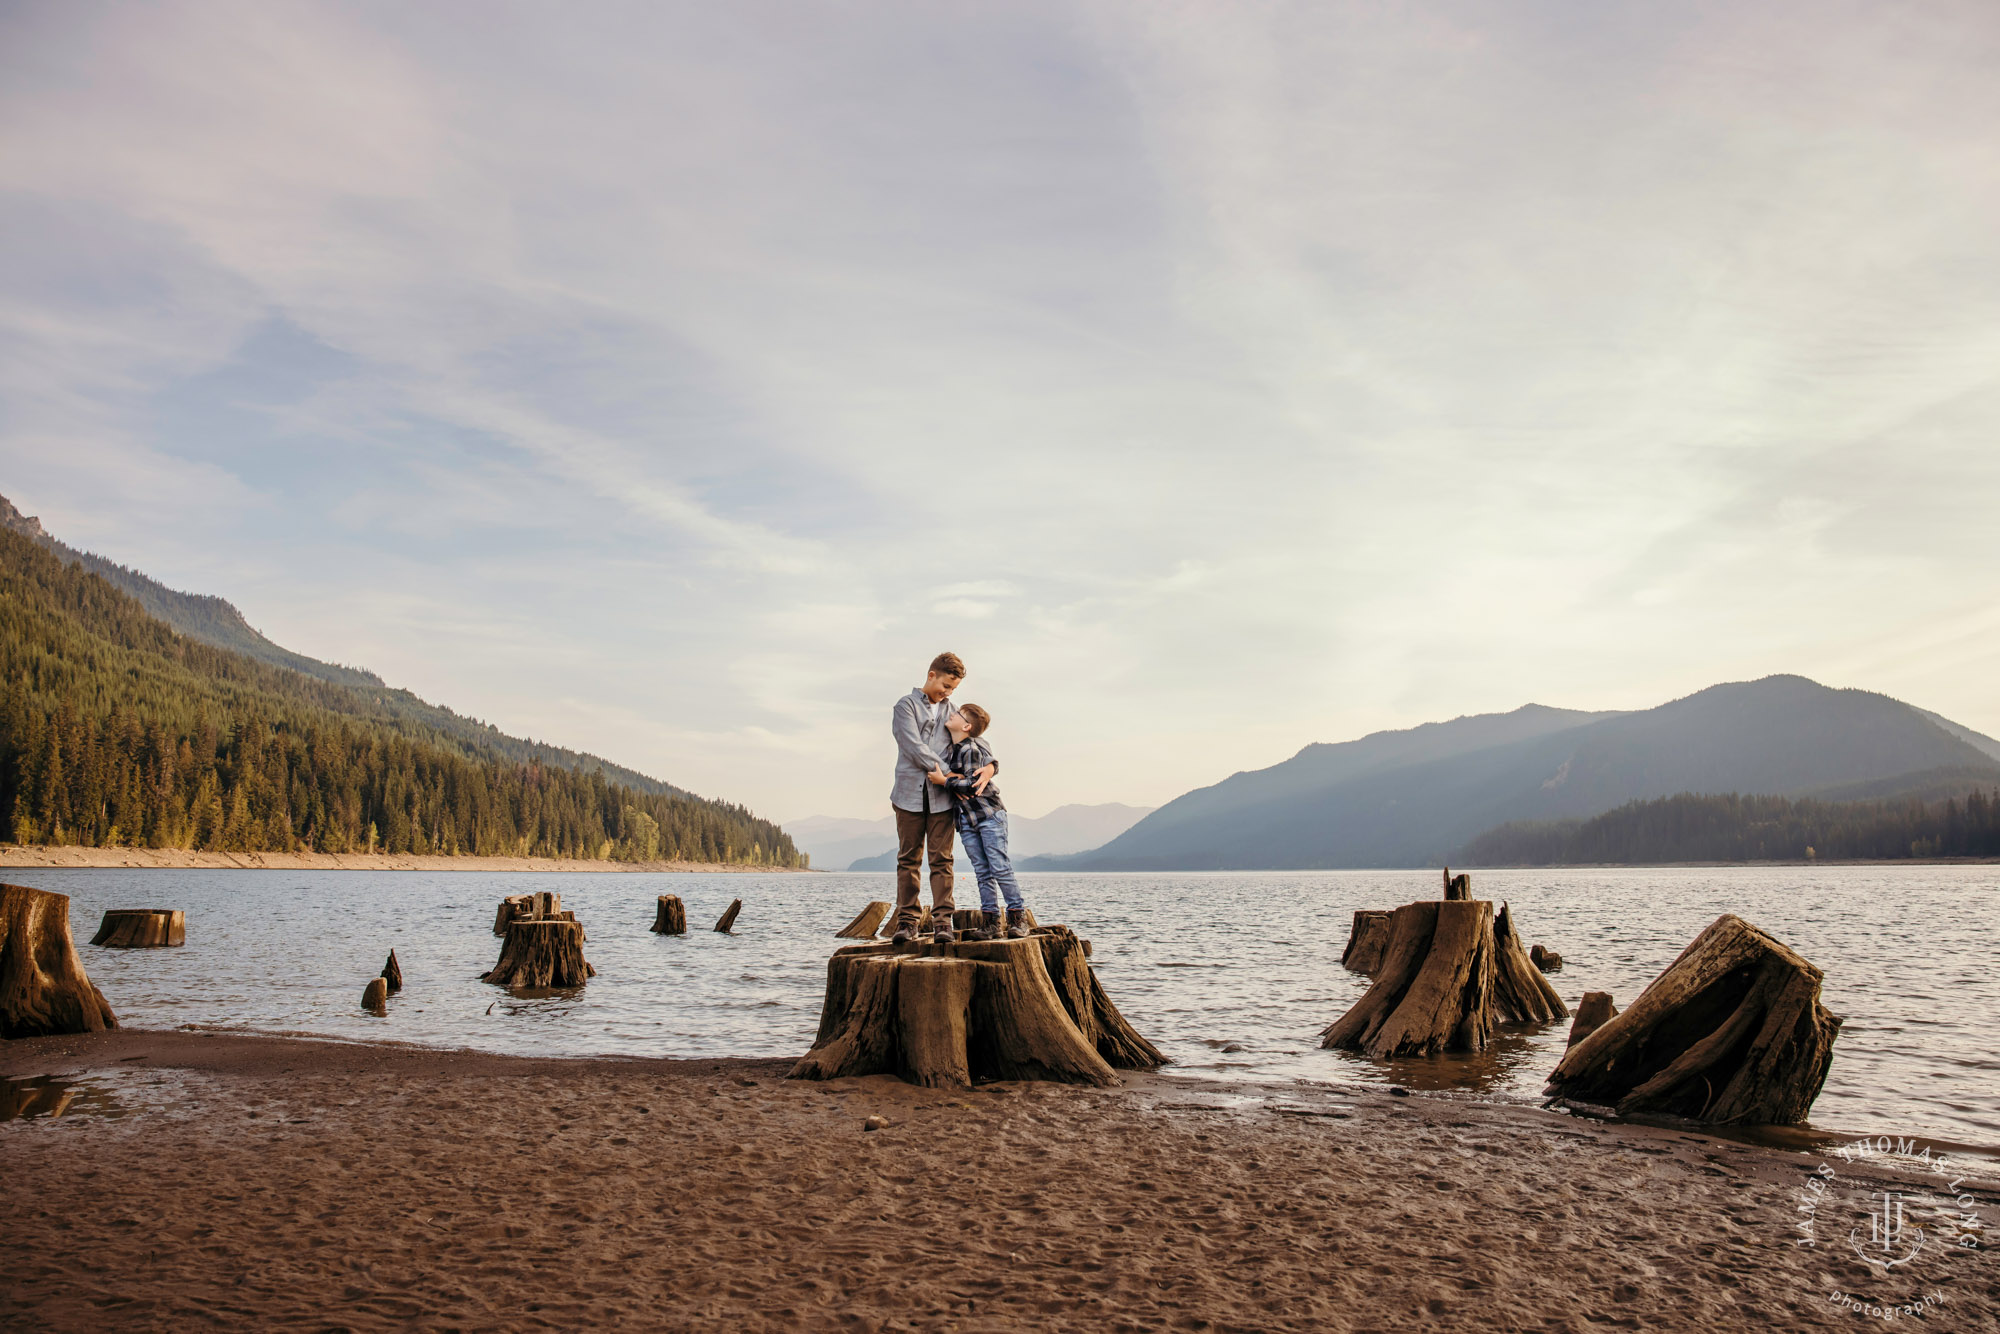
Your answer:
[955,809,1025,913]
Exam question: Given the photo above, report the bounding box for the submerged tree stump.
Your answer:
[1,884,118,1039]
[90,909,185,948]
[651,895,688,935]
[362,976,389,1011]
[713,899,743,933]
[1568,992,1618,1047]
[381,950,403,993]
[1530,944,1563,973]
[790,927,1158,1087]
[1545,915,1841,1124]
[482,919,594,989]
[1341,910,1393,975]
[834,901,889,939]
[1321,900,1495,1058]
[1492,904,1568,1024]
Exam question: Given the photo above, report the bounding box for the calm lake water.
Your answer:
[16,865,1997,1149]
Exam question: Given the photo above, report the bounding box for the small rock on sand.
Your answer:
[864,1115,889,1132]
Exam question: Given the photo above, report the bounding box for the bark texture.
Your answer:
[90,910,185,948]
[1544,914,1841,1124]
[1492,903,1568,1024]
[481,919,594,989]
[651,895,688,935]
[1341,911,1393,975]
[1320,900,1495,1059]
[1,883,117,1039]
[833,902,889,939]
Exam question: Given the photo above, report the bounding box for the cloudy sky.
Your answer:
[4,1,1998,824]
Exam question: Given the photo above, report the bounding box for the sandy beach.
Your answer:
[0,845,799,874]
[5,1030,1992,1332]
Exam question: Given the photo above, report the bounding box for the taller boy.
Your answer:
[890,652,995,942]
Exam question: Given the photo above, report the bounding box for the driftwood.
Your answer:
[1492,904,1568,1023]
[1,884,118,1039]
[713,899,743,933]
[651,895,687,935]
[380,951,403,993]
[482,919,594,989]
[90,909,185,948]
[1341,910,1393,974]
[362,976,389,1011]
[834,901,890,939]
[1321,900,1495,1058]
[1530,944,1563,972]
[1545,914,1841,1124]
[1568,992,1618,1047]
[790,927,1157,1087]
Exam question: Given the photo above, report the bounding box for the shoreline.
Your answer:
[0,844,806,874]
[6,1029,1993,1330]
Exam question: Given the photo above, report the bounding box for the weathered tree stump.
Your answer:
[834,901,889,939]
[1492,904,1568,1023]
[482,919,594,989]
[1032,927,1166,1069]
[1442,868,1472,901]
[790,931,1143,1087]
[1,883,118,1039]
[1530,944,1563,972]
[380,950,403,993]
[651,895,688,935]
[1321,900,1495,1058]
[90,909,185,948]
[1341,910,1393,975]
[362,976,389,1011]
[1568,992,1618,1047]
[1545,915,1841,1124]
[713,899,743,933]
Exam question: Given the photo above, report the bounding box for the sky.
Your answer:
[3,1,1998,825]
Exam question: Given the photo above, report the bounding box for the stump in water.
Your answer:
[713,899,743,933]
[362,976,389,1011]
[1568,992,1618,1047]
[1341,910,1393,975]
[1530,944,1563,973]
[1032,927,1165,1070]
[1,883,117,1039]
[90,909,185,948]
[651,895,688,935]
[494,892,564,935]
[381,951,403,993]
[1544,914,1841,1124]
[1492,904,1568,1024]
[482,919,594,989]
[833,901,889,939]
[1442,868,1472,901]
[1321,900,1494,1058]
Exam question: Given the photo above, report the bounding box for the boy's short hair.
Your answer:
[929,651,967,679]
[957,703,991,738]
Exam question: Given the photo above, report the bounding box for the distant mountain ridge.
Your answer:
[1038,677,2000,870]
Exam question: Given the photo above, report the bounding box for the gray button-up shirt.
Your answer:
[890,687,959,814]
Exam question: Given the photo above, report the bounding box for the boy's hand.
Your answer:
[927,769,958,786]
[973,761,996,795]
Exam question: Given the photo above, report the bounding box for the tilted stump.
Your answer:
[1544,914,1841,1125]
[483,895,594,989]
[1341,910,1393,975]
[651,895,688,935]
[1,883,118,1039]
[713,899,743,933]
[833,901,890,939]
[91,909,185,948]
[790,926,1163,1089]
[381,950,403,993]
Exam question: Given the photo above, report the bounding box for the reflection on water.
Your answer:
[0,1074,126,1122]
[17,863,2000,1148]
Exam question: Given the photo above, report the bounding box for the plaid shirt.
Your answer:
[944,736,1005,822]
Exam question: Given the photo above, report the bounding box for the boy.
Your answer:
[940,703,1031,940]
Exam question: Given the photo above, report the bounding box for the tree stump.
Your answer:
[362,976,389,1011]
[1492,903,1568,1024]
[713,899,743,933]
[1340,910,1393,975]
[1442,868,1472,901]
[482,919,594,989]
[1544,915,1841,1124]
[1530,944,1563,972]
[920,907,1039,933]
[1,883,118,1039]
[1320,900,1495,1058]
[1032,927,1167,1069]
[1568,992,1618,1047]
[789,933,1131,1087]
[380,950,403,993]
[834,901,889,939]
[90,909,185,948]
[651,895,688,935]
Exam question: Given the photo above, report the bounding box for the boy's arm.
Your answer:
[891,696,948,776]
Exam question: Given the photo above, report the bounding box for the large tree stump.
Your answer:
[834,901,889,939]
[789,934,1125,1087]
[713,899,743,933]
[1341,910,1393,975]
[1545,915,1841,1124]
[1568,992,1618,1047]
[1032,927,1167,1069]
[1,884,117,1039]
[1492,903,1568,1024]
[651,895,688,935]
[90,909,185,948]
[482,919,594,989]
[1320,900,1495,1058]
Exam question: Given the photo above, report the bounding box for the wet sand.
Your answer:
[6,1031,1993,1331]
[0,845,797,874]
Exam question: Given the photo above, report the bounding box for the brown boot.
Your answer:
[963,910,1000,941]
[931,911,956,944]
[1005,909,1030,939]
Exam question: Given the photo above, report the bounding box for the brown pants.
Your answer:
[893,805,955,928]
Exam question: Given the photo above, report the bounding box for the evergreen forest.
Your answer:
[0,527,799,865]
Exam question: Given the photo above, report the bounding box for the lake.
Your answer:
[15,864,1996,1150]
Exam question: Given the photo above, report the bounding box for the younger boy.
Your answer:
[940,704,1031,940]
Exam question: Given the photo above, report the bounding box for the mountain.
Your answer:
[790,802,1157,871]
[1041,677,2000,870]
